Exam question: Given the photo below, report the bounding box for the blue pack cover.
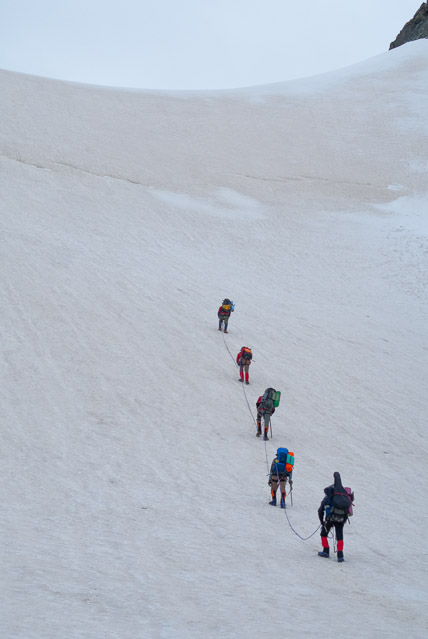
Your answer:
[277,448,288,464]
[275,461,287,475]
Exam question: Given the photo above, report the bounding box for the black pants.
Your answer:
[321,521,344,542]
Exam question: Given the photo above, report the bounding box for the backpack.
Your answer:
[223,299,235,311]
[277,447,288,465]
[241,347,252,361]
[326,489,353,523]
[345,487,354,516]
[261,388,276,413]
[286,451,295,474]
[273,448,293,477]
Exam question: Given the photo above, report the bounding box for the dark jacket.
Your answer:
[318,485,334,523]
[236,348,252,366]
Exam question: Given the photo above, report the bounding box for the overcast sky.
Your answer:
[0,0,421,90]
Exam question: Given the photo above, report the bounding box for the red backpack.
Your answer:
[241,347,252,361]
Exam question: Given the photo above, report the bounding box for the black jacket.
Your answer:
[318,485,334,523]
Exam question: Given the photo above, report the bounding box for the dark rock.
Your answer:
[389,2,428,49]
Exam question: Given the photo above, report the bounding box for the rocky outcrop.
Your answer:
[390,2,428,49]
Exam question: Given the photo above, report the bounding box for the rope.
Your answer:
[222,332,269,473]
[222,330,237,366]
[268,428,322,541]
[284,508,321,541]
[271,460,321,540]
[222,331,320,542]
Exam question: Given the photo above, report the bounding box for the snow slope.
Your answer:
[1,40,428,639]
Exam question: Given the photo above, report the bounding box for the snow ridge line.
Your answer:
[0,152,153,187]
[234,171,385,189]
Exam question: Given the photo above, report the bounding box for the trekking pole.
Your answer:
[269,417,273,439]
[290,479,293,506]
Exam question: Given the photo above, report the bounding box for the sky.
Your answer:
[0,0,423,90]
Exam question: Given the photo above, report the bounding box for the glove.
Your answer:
[268,480,271,486]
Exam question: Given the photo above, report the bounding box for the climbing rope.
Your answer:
[284,508,322,541]
[222,331,320,542]
[222,330,237,366]
[222,332,269,473]
[271,460,321,540]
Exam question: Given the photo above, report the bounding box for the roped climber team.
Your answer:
[217,298,355,562]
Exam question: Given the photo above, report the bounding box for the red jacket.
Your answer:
[218,305,231,318]
[236,348,252,366]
